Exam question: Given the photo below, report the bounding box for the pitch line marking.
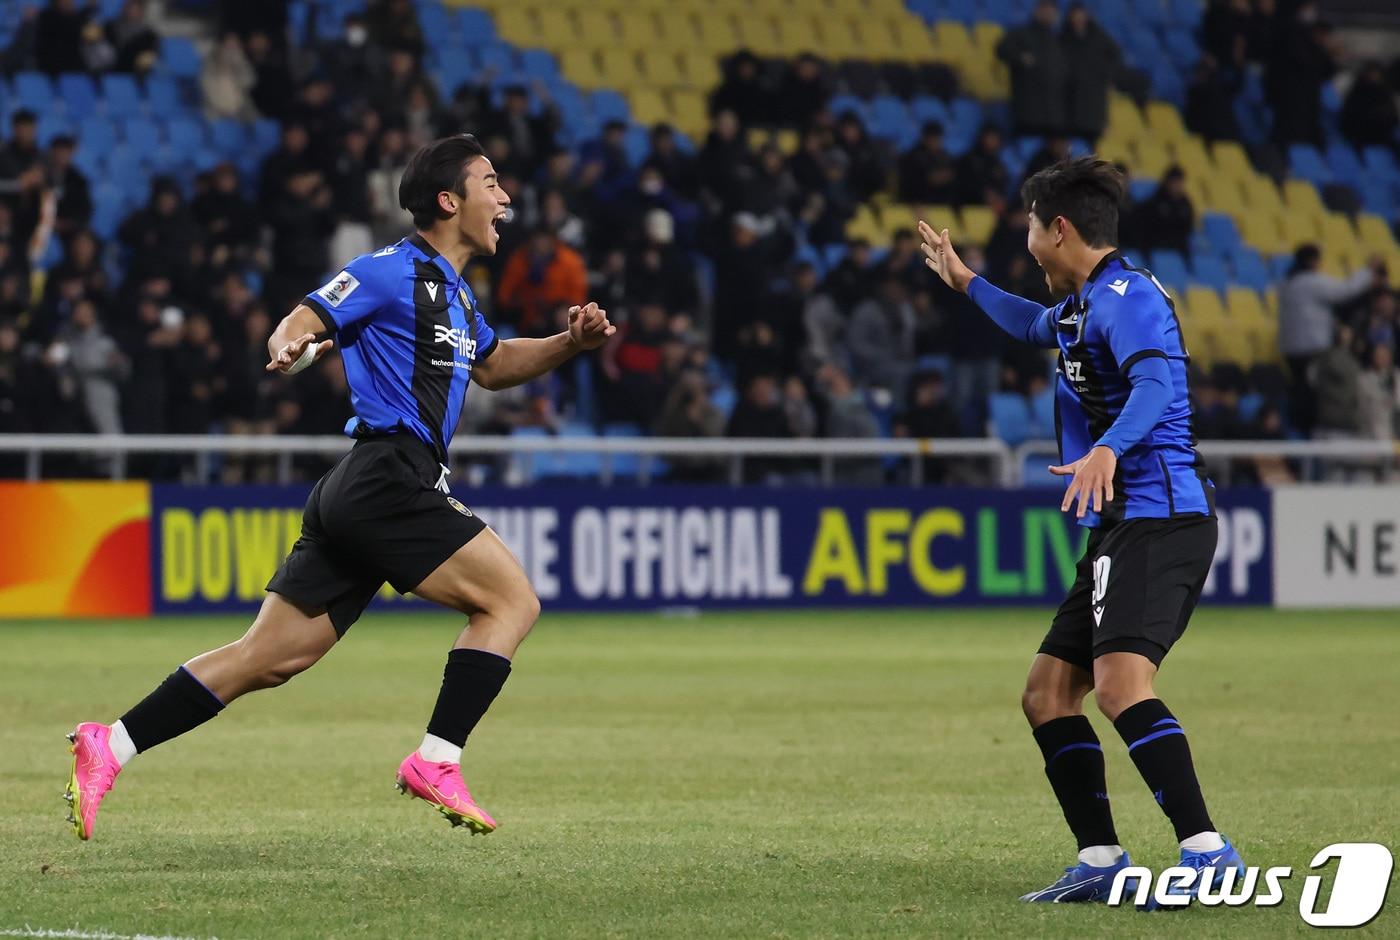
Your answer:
[1,928,215,940]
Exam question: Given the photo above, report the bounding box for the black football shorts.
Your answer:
[1039,514,1218,672]
[266,434,486,635]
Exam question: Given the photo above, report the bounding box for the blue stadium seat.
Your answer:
[519,49,557,81]
[35,114,72,147]
[909,95,950,128]
[1148,250,1190,292]
[1325,140,1364,187]
[159,37,203,77]
[1191,253,1230,292]
[58,73,100,115]
[100,74,143,116]
[122,117,162,152]
[711,383,738,418]
[1287,143,1331,185]
[589,89,630,123]
[455,7,496,41]
[989,392,1031,446]
[1362,146,1399,181]
[75,115,116,152]
[1230,248,1272,291]
[1161,27,1199,68]
[251,119,280,153]
[145,75,184,114]
[1201,213,1242,254]
[166,117,206,153]
[1029,387,1055,440]
[209,118,247,154]
[477,41,518,73]
[13,72,53,112]
[1170,0,1204,26]
[827,94,866,122]
[1128,178,1157,203]
[915,354,952,377]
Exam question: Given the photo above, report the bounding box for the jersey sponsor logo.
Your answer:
[446,496,473,517]
[433,324,478,361]
[1064,358,1085,383]
[372,245,399,257]
[316,271,361,307]
[1058,310,1081,326]
[1108,278,1130,296]
[1092,555,1111,625]
[426,281,439,302]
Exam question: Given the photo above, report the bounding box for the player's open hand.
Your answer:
[567,302,616,351]
[266,332,334,374]
[1049,445,1117,519]
[918,220,976,294]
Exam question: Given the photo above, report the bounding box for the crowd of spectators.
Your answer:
[1,0,1398,483]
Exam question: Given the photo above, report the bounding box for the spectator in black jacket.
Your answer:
[1185,55,1243,142]
[778,54,831,131]
[45,136,92,237]
[36,0,88,74]
[107,0,160,74]
[898,122,958,205]
[955,124,1010,207]
[709,50,771,125]
[1340,62,1399,151]
[1061,3,1120,143]
[997,0,1069,136]
[1134,166,1195,257]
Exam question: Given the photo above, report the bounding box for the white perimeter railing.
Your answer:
[0,434,1395,487]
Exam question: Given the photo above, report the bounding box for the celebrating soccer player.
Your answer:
[920,158,1243,907]
[65,134,614,839]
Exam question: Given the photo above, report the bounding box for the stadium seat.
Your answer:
[455,7,496,41]
[13,72,53,112]
[1191,253,1230,292]
[100,74,143,115]
[1286,143,1331,185]
[166,117,206,153]
[988,392,1031,446]
[159,37,202,77]
[58,73,100,115]
[957,205,996,246]
[76,116,118,154]
[122,117,162,153]
[1028,387,1055,440]
[1148,250,1190,292]
[1200,213,1242,255]
[1229,248,1273,291]
[145,74,184,113]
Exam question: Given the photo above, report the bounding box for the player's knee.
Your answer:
[1093,682,1145,721]
[1021,685,1057,725]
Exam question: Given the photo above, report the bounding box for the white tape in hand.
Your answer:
[284,342,318,375]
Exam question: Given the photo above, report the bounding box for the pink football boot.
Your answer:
[395,752,497,834]
[65,723,121,841]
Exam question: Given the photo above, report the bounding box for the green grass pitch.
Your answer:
[1,609,1397,938]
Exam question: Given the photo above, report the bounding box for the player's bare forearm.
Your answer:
[473,302,614,390]
[266,304,335,374]
[472,333,577,390]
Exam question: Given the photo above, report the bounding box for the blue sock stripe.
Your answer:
[1048,741,1102,765]
[1127,726,1185,753]
[1151,717,1181,730]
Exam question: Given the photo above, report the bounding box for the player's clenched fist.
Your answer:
[567,302,616,351]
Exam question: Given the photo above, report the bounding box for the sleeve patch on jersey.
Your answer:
[316,271,361,307]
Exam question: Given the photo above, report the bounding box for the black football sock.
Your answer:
[118,666,226,753]
[425,648,513,748]
[1033,715,1121,851]
[1113,698,1215,842]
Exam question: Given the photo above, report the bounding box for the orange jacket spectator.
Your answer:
[495,230,588,334]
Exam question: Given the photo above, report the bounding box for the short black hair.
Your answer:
[1020,156,1125,248]
[398,133,486,230]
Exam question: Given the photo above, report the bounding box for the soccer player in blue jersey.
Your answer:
[65,135,615,840]
[920,158,1244,907]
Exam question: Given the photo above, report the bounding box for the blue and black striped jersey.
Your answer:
[302,234,498,462]
[1043,252,1214,528]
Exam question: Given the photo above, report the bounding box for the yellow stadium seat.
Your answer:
[594,51,643,91]
[1130,139,1172,179]
[1237,209,1288,256]
[1225,287,1269,325]
[1107,93,1145,142]
[676,49,722,90]
[774,128,800,155]
[492,7,533,42]
[860,19,902,60]
[1197,173,1246,217]
[971,21,1004,60]
[1239,172,1279,212]
[532,7,574,46]
[734,17,783,56]
[669,89,708,136]
[817,16,865,59]
[1214,328,1255,366]
[1281,179,1326,227]
[847,205,888,246]
[558,49,603,88]
[774,17,823,54]
[1319,212,1361,264]
[651,13,697,51]
[1168,135,1211,179]
[883,204,921,241]
[572,9,612,47]
[615,11,659,50]
[1184,287,1228,327]
[958,205,997,246]
[933,22,972,64]
[960,63,1005,101]
[1357,212,1399,254]
[638,50,685,89]
[691,14,741,51]
[1210,141,1253,183]
[628,88,670,127]
[1144,101,1187,142]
